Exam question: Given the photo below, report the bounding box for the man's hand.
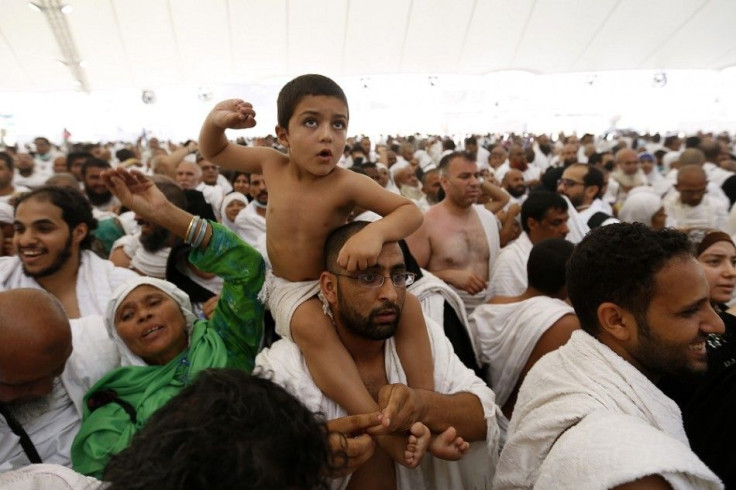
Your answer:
[337,230,383,271]
[208,99,257,131]
[371,384,426,433]
[201,295,219,319]
[439,269,488,295]
[325,413,381,477]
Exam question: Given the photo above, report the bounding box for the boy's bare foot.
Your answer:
[428,426,470,461]
[404,422,431,468]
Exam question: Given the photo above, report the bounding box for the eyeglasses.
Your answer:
[557,178,585,188]
[330,272,416,288]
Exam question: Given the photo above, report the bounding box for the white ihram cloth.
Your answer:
[471,296,574,408]
[493,330,723,489]
[0,251,137,317]
[409,268,480,367]
[488,232,532,298]
[0,315,119,471]
[255,317,501,490]
[452,205,501,317]
[258,270,320,342]
[0,464,101,490]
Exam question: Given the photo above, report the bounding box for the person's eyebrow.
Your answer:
[675,297,709,315]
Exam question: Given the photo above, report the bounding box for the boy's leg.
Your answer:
[394,293,435,391]
[291,298,378,415]
[291,297,431,466]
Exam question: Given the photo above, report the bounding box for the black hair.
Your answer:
[66,151,93,172]
[324,221,371,270]
[115,149,136,162]
[566,223,691,335]
[520,191,568,233]
[0,152,13,172]
[276,74,349,130]
[15,186,97,250]
[81,158,112,178]
[437,151,475,176]
[527,238,574,296]
[464,136,477,147]
[582,165,604,199]
[441,138,456,151]
[104,369,332,490]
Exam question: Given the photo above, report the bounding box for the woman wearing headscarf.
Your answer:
[617,187,667,230]
[219,191,248,232]
[659,229,736,487]
[71,168,265,478]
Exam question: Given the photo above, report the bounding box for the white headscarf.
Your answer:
[219,192,249,231]
[618,187,663,228]
[105,276,198,366]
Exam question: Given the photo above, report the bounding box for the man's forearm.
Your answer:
[417,390,487,441]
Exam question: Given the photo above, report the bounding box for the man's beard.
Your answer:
[86,186,113,206]
[507,186,526,198]
[22,234,73,279]
[140,226,172,252]
[539,143,552,155]
[6,378,61,427]
[337,292,401,341]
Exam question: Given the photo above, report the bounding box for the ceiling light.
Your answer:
[78,60,88,68]
[60,4,73,14]
[27,2,42,12]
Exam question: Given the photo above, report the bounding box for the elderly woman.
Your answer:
[617,187,667,230]
[71,168,265,478]
[219,191,249,231]
[659,229,736,488]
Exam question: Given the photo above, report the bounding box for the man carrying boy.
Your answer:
[199,74,440,467]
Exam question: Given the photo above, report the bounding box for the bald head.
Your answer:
[0,289,72,403]
[679,148,706,167]
[676,165,707,207]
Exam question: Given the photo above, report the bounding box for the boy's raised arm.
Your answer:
[199,99,281,174]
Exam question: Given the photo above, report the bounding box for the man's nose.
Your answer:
[702,304,726,336]
[377,277,399,301]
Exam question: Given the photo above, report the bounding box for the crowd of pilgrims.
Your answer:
[0,126,735,488]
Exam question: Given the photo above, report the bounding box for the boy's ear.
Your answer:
[275,125,289,149]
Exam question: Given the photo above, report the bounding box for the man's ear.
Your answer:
[526,217,540,233]
[585,185,600,201]
[71,223,88,246]
[319,271,338,305]
[275,125,289,149]
[597,302,635,341]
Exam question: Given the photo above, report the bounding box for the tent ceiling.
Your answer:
[2,0,735,93]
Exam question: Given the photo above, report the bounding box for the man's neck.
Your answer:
[19,169,33,177]
[35,253,81,296]
[0,184,13,197]
[441,199,474,217]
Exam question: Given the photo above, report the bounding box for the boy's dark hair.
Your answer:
[104,369,332,490]
[566,223,691,335]
[520,191,568,233]
[81,158,112,178]
[15,186,97,250]
[437,151,475,176]
[0,152,13,172]
[527,238,574,296]
[277,74,349,130]
[324,221,371,270]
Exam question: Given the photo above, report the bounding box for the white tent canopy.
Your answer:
[1,0,735,141]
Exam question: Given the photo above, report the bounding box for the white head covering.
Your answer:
[0,201,13,223]
[219,192,249,230]
[105,276,198,366]
[618,187,663,228]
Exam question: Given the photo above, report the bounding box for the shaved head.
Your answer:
[0,289,72,403]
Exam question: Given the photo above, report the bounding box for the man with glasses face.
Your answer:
[256,220,501,490]
[556,163,615,229]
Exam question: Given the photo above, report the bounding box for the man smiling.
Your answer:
[0,186,135,318]
[495,223,724,489]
